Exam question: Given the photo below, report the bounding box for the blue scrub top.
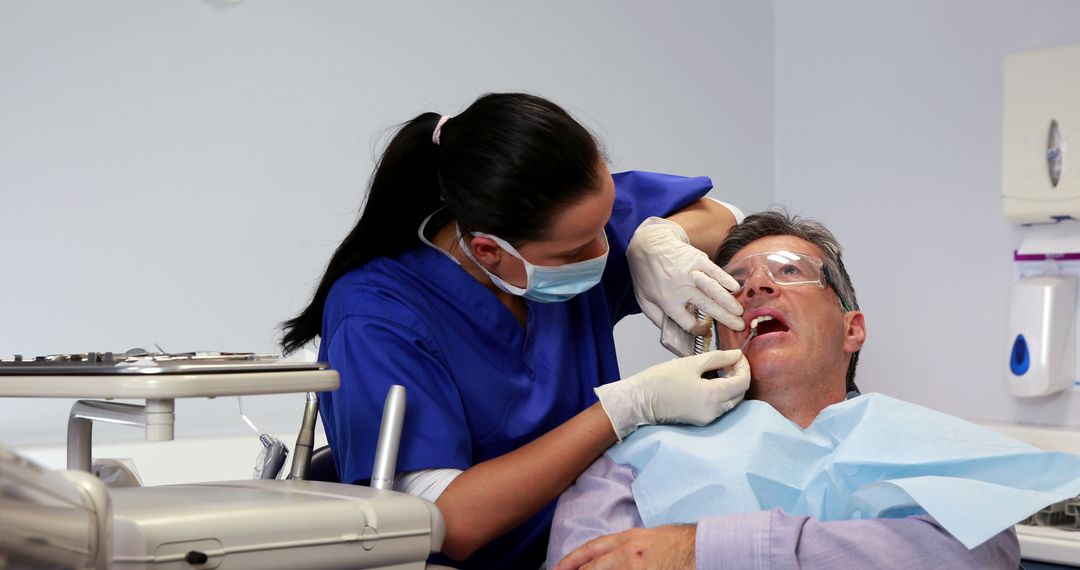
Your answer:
[319,171,713,569]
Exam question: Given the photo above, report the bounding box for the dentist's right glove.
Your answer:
[594,349,751,441]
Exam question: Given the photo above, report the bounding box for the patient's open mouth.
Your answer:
[752,315,790,336]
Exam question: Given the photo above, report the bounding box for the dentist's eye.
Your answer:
[557,248,584,262]
[779,264,803,276]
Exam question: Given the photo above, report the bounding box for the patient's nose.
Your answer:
[743,265,778,302]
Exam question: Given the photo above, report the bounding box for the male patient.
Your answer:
[548,211,1021,569]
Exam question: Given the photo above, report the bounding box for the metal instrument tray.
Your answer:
[0,352,327,375]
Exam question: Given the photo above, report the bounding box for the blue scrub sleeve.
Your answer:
[601,171,715,322]
[323,314,472,484]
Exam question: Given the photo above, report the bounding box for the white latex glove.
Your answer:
[627,217,745,333]
[594,349,751,441]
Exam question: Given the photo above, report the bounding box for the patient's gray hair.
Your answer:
[715,210,861,392]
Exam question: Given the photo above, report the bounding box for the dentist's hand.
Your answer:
[594,349,750,441]
[628,217,745,334]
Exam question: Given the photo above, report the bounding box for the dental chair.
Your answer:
[1,386,448,569]
[307,445,340,483]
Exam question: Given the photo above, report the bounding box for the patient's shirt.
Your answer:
[605,393,1080,549]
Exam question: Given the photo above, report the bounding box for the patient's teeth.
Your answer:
[750,315,774,329]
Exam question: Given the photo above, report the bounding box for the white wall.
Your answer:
[7,0,1079,475]
[774,0,1080,426]
[0,1,775,447]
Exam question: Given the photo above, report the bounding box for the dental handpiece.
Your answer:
[257,433,289,480]
[238,396,290,480]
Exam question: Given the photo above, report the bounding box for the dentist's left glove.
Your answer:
[628,217,745,334]
[594,349,751,441]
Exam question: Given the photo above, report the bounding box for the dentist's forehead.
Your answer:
[730,235,826,262]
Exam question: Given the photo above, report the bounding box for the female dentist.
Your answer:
[281,93,750,569]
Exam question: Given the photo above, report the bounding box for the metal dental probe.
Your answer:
[740,325,758,351]
[740,315,774,351]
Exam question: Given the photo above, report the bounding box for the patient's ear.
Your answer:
[843,311,866,354]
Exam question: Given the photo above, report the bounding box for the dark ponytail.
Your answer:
[281,93,602,355]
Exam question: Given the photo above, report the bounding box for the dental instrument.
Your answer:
[693,310,714,355]
[238,395,290,480]
[661,308,716,358]
[371,384,406,490]
[287,391,320,480]
[741,315,772,350]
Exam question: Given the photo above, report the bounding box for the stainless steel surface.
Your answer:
[288,391,320,480]
[371,385,406,491]
[3,351,338,478]
[0,351,328,375]
[0,369,339,399]
[1021,497,1080,529]
[660,315,697,357]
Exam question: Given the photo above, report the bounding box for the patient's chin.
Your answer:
[746,354,796,387]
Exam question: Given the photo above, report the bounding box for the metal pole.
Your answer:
[287,392,320,480]
[370,385,406,491]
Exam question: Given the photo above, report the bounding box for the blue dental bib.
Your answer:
[606,393,1080,548]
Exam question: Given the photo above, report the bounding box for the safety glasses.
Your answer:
[723,250,852,311]
[723,250,829,288]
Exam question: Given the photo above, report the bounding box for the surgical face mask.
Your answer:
[456,225,609,303]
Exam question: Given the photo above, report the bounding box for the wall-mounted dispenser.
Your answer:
[1002,43,1080,224]
[1007,259,1078,398]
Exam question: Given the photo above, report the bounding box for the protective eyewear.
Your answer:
[723,250,852,310]
[723,250,830,287]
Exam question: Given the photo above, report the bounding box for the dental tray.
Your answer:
[0,351,327,375]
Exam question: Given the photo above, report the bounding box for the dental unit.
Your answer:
[0,351,446,570]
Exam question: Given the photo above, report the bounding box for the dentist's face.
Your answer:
[466,162,615,288]
[718,235,864,400]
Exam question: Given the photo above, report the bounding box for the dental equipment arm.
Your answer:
[67,399,171,471]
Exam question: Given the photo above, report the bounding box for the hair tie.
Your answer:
[432,115,452,145]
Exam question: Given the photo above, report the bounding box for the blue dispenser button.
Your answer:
[1010,334,1030,376]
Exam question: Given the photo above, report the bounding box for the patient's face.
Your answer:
[719,235,863,399]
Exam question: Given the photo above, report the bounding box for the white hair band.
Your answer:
[432,115,452,145]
